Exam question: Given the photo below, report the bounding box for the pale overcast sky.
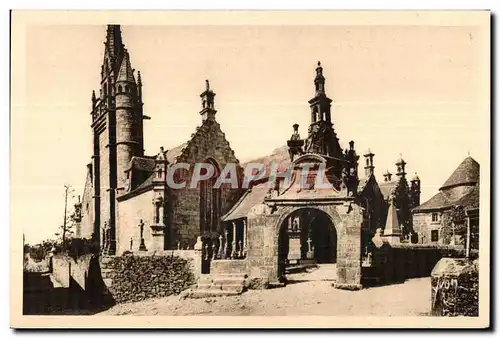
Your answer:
[12,16,489,244]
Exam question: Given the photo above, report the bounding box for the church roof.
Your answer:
[241,144,291,175]
[166,142,188,164]
[221,181,270,222]
[440,156,479,190]
[378,180,398,200]
[413,184,479,212]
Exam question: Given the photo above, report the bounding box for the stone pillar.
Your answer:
[231,222,237,259]
[193,236,203,280]
[334,202,363,290]
[243,219,248,257]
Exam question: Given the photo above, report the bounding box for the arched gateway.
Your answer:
[277,208,338,279]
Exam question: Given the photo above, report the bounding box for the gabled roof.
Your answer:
[166,142,188,164]
[221,181,270,222]
[440,156,479,190]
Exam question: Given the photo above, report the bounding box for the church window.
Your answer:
[158,168,163,178]
[118,85,122,93]
[431,230,439,242]
[200,160,221,233]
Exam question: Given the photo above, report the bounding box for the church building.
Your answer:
[78,25,243,255]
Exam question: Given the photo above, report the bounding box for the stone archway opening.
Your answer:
[277,208,337,281]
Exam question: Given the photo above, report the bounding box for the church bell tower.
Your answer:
[304,61,344,160]
[90,25,145,255]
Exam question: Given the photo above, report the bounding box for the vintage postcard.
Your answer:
[11,10,490,328]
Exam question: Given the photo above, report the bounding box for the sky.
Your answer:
[12,21,489,244]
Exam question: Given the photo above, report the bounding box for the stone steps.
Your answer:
[180,273,247,299]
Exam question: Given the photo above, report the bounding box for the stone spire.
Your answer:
[91,90,97,109]
[382,194,401,244]
[137,70,143,101]
[105,24,123,67]
[199,79,217,121]
[117,49,136,84]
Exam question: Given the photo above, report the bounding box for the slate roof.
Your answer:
[221,181,270,221]
[126,156,156,172]
[413,184,479,212]
[440,156,479,190]
[379,180,398,200]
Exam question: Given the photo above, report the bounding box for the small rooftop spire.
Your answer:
[200,79,216,121]
[314,61,325,94]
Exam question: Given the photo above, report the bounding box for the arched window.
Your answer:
[118,85,123,93]
[199,159,221,234]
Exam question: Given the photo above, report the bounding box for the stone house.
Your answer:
[78,25,243,255]
[412,156,480,247]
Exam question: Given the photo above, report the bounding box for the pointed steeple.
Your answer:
[105,25,123,67]
[91,90,97,109]
[199,79,217,121]
[137,71,143,102]
[117,49,136,84]
[382,194,401,244]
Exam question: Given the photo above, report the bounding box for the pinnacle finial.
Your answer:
[317,61,321,67]
[137,71,142,85]
[205,79,210,91]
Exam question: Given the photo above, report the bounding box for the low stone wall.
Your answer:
[365,243,479,286]
[125,250,200,280]
[104,254,196,303]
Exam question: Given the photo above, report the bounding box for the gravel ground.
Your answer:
[97,277,431,316]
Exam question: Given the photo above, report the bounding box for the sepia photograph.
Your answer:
[10,10,490,328]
